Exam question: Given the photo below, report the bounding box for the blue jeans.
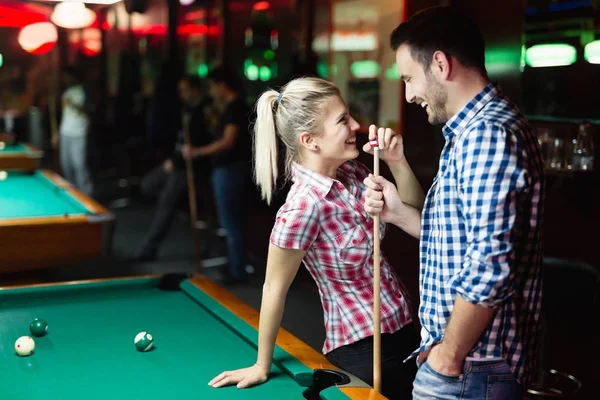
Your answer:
[211,162,250,279]
[413,358,523,400]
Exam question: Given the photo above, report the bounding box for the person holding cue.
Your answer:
[364,6,545,400]
[208,76,418,399]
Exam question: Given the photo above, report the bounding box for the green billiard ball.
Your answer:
[29,318,48,337]
[134,331,153,352]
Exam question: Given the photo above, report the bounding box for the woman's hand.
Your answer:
[362,124,405,165]
[208,363,269,389]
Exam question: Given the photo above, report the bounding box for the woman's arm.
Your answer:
[208,244,306,389]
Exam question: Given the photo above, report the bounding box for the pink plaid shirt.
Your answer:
[270,160,413,354]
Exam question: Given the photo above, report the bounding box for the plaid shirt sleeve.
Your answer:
[270,195,320,251]
[454,123,526,307]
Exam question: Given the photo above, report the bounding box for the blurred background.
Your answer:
[0,1,598,399]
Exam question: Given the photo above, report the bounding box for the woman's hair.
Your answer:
[253,77,340,204]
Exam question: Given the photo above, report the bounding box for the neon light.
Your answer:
[18,22,58,55]
[525,44,577,67]
[584,40,600,64]
[350,60,380,78]
[253,1,270,11]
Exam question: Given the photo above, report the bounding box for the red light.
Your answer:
[270,29,278,38]
[253,1,270,11]
[178,24,207,35]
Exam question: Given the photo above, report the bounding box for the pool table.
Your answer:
[0,274,386,400]
[0,142,43,171]
[0,169,115,273]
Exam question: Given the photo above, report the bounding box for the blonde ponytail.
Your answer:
[253,90,280,204]
[252,77,341,205]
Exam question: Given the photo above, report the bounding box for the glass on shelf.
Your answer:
[572,122,594,171]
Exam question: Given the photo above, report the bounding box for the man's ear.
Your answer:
[431,50,452,81]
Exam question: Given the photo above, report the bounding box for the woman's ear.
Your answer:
[299,131,318,151]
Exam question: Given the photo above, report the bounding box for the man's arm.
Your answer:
[427,124,524,373]
[388,158,425,210]
[194,123,238,157]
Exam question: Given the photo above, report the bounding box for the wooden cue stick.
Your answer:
[372,142,381,392]
[182,113,204,275]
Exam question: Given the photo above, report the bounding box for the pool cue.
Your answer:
[369,138,382,393]
[182,113,204,276]
[49,48,60,171]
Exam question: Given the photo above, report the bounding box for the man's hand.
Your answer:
[181,144,199,160]
[363,174,406,224]
[425,343,464,376]
[362,124,405,165]
[163,159,173,173]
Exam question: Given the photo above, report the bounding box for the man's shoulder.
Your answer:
[465,95,531,137]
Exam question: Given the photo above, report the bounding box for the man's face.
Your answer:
[395,44,449,125]
[178,80,192,103]
[208,80,225,102]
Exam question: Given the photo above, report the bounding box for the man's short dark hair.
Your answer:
[390,6,487,75]
[181,75,202,92]
[207,66,241,91]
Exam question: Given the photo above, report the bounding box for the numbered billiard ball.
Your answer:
[15,336,35,356]
[134,331,153,352]
[30,318,49,337]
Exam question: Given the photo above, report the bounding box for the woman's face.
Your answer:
[315,95,361,164]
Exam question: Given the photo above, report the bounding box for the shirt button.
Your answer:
[352,239,357,245]
[282,218,287,223]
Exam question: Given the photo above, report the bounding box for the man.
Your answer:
[58,67,93,195]
[363,6,544,399]
[182,67,251,284]
[133,75,211,261]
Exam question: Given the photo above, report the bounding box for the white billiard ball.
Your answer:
[15,336,35,356]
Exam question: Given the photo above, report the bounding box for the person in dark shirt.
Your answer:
[133,75,211,261]
[182,67,251,284]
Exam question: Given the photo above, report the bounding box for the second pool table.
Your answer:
[0,274,385,399]
[0,142,43,171]
[0,169,115,273]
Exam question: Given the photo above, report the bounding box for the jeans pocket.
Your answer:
[486,370,519,400]
[423,358,463,381]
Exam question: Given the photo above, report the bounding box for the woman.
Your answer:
[208,77,417,399]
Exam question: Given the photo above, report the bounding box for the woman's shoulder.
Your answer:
[341,159,372,181]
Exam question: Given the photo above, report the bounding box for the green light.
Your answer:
[246,65,259,81]
[525,44,577,67]
[271,62,278,78]
[350,60,380,78]
[197,64,208,77]
[317,61,328,78]
[485,47,522,75]
[0,54,3,68]
[584,40,600,64]
[385,64,399,80]
[259,65,272,81]
[244,58,253,70]
[264,50,275,60]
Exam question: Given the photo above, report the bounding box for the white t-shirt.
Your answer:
[59,85,89,137]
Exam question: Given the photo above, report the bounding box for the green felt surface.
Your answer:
[0,143,29,155]
[0,278,349,399]
[0,171,90,219]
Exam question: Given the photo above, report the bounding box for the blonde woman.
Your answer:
[208,77,419,399]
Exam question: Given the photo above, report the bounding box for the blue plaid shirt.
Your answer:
[414,83,544,385]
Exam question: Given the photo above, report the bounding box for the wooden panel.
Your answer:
[0,143,43,171]
[0,221,104,272]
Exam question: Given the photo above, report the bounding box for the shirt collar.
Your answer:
[442,82,499,140]
[290,161,357,196]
